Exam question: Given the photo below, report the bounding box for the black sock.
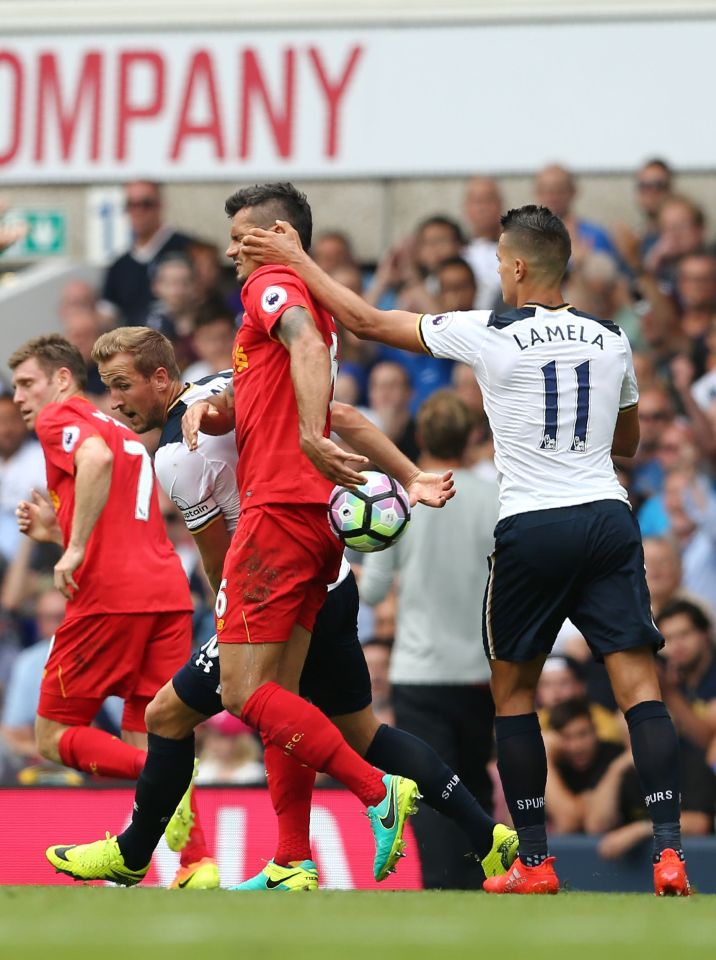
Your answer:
[117,733,196,870]
[624,700,682,861]
[495,713,548,867]
[365,724,496,857]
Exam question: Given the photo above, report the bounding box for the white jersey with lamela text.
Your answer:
[154,371,349,587]
[419,304,639,520]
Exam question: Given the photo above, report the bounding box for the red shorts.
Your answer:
[217,504,343,645]
[38,610,192,731]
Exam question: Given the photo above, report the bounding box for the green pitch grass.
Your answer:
[2,888,713,960]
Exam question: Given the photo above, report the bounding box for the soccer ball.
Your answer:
[328,471,411,552]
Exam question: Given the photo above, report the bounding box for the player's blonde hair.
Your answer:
[91,327,181,380]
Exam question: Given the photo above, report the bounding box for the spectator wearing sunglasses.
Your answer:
[100,181,196,326]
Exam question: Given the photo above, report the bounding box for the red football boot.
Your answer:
[483,856,559,894]
[653,849,691,897]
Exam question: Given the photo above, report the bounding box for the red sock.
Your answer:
[179,793,211,867]
[58,727,146,779]
[264,742,315,865]
[242,683,385,807]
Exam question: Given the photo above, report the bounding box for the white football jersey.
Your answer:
[419,303,639,520]
[155,371,350,588]
[155,372,240,534]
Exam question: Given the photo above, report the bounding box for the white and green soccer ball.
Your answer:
[328,471,411,552]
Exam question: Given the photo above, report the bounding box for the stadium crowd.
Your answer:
[2,160,716,885]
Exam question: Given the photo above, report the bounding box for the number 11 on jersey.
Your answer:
[540,360,591,452]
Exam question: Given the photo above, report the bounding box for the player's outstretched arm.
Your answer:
[331,402,455,508]
[241,223,424,353]
[54,436,114,598]
[182,385,235,451]
[277,307,369,486]
[15,489,63,546]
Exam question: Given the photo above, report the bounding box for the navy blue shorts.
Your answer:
[482,500,663,664]
[172,571,372,718]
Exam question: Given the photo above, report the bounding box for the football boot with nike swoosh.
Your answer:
[45,833,149,886]
[231,859,319,891]
[367,773,421,881]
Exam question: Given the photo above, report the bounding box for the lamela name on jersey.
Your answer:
[512,324,605,352]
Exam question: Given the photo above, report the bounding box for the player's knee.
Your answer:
[144,686,196,739]
[219,679,255,718]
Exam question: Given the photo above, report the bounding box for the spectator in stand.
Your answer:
[643,537,684,617]
[585,742,714,860]
[311,230,355,274]
[62,306,106,399]
[637,419,700,536]
[674,252,716,343]
[366,361,419,460]
[368,216,465,317]
[537,656,622,744]
[643,195,707,293]
[629,384,675,504]
[329,263,377,396]
[636,159,674,256]
[0,589,66,767]
[534,164,617,263]
[436,256,478,314]
[181,309,236,384]
[0,396,46,565]
[657,600,716,758]
[362,638,394,727]
[101,181,194,325]
[566,252,642,347]
[195,712,265,785]
[544,698,626,834]
[360,390,499,889]
[613,159,674,268]
[57,279,114,331]
[662,468,716,616]
[186,240,233,310]
[144,253,203,370]
[462,176,504,309]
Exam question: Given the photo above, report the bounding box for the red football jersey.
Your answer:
[234,265,338,510]
[36,396,192,617]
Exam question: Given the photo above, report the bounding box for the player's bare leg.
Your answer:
[605,647,690,895]
[482,656,559,894]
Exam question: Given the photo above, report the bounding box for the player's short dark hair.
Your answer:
[656,598,712,634]
[91,327,181,381]
[500,204,572,281]
[417,389,474,459]
[8,335,87,390]
[225,182,313,250]
[417,215,465,246]
[549,696,593,732]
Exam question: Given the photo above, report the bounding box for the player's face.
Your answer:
[99,354,166,433]
[227,209,262,281]
[11,357,64,429]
